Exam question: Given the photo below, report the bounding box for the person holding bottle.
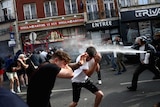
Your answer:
[127,36,160,91]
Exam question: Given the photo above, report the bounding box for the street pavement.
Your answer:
[2,61,160,107]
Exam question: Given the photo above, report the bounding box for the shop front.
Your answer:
[18,17,86,54]
[85,19,120,45]
[120,7,160,45]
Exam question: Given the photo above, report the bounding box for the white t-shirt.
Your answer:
[71,55,89,83]
[139,45,145,62]
[88,58,95,69]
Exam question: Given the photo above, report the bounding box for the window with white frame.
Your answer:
[65,0,77,14]
[138,0,149,5]
[44,0,58,17]
[1,0,15,21]
[120,0,133,7]
[23,3,37,20]
[103,0,116,18]
[86,0,98,20]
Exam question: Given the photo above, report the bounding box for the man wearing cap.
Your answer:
[69,46,104,107]
[127,36,160,91]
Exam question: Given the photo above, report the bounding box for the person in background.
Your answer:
[69,46,104,107]
[127,36,160,91]
[17,54,29,87]
[106,38,117,71]
[5,55,21,93]
[25,56,37,82]
[40,49,48,60]
[27,50,86,107]
[113,36,126,75]
[30,50,46,66]
[0,57,4,87]
[14,50,23,62]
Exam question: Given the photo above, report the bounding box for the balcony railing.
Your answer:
[65,9,78,14]
[24,14,37,20]
[120,0,160,7]
[87,11,99,20]
[105,9,117,18]
[0,14,16,23]
[45,12,58,17]
[87,10,117,21]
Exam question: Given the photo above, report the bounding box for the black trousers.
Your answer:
[131,63,160,89]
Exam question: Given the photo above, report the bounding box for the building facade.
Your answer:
[119,0,160,45]
[1,0,160,58]
[14,0,121,53]
[0,0,17,58]
[84,0,120,44]
[15,0,86,53]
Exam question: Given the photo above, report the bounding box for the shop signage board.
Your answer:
[19,18,84,31]
[121,7,160,22]
[86,20,119,31]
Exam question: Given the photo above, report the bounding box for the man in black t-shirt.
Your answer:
[27,50,86,107]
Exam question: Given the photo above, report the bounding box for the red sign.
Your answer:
[19,18,84,31]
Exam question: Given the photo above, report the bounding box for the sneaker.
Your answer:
[17,87,21,93]
[17,89,21,93]
[127,86,137,91]
[10,89,16,94]
[98,80,102,85]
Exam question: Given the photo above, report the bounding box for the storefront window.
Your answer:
[110,29,118,40]
[59,27,85,39]
[123,22,139,44]
[101,30,110,41]
[87,29,118,45]
[138,21,151,37]
[152,20,160,35]
[90,31,102,45]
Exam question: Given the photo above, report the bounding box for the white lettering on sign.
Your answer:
[135,7,160,17]
[92,21,112,28]
[19,18,84,31]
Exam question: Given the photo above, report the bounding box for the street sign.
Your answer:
[10,32,15,41]
[29,32,37,44]
[29,32,37,41]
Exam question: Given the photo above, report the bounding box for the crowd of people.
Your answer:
[0,33,160,107]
